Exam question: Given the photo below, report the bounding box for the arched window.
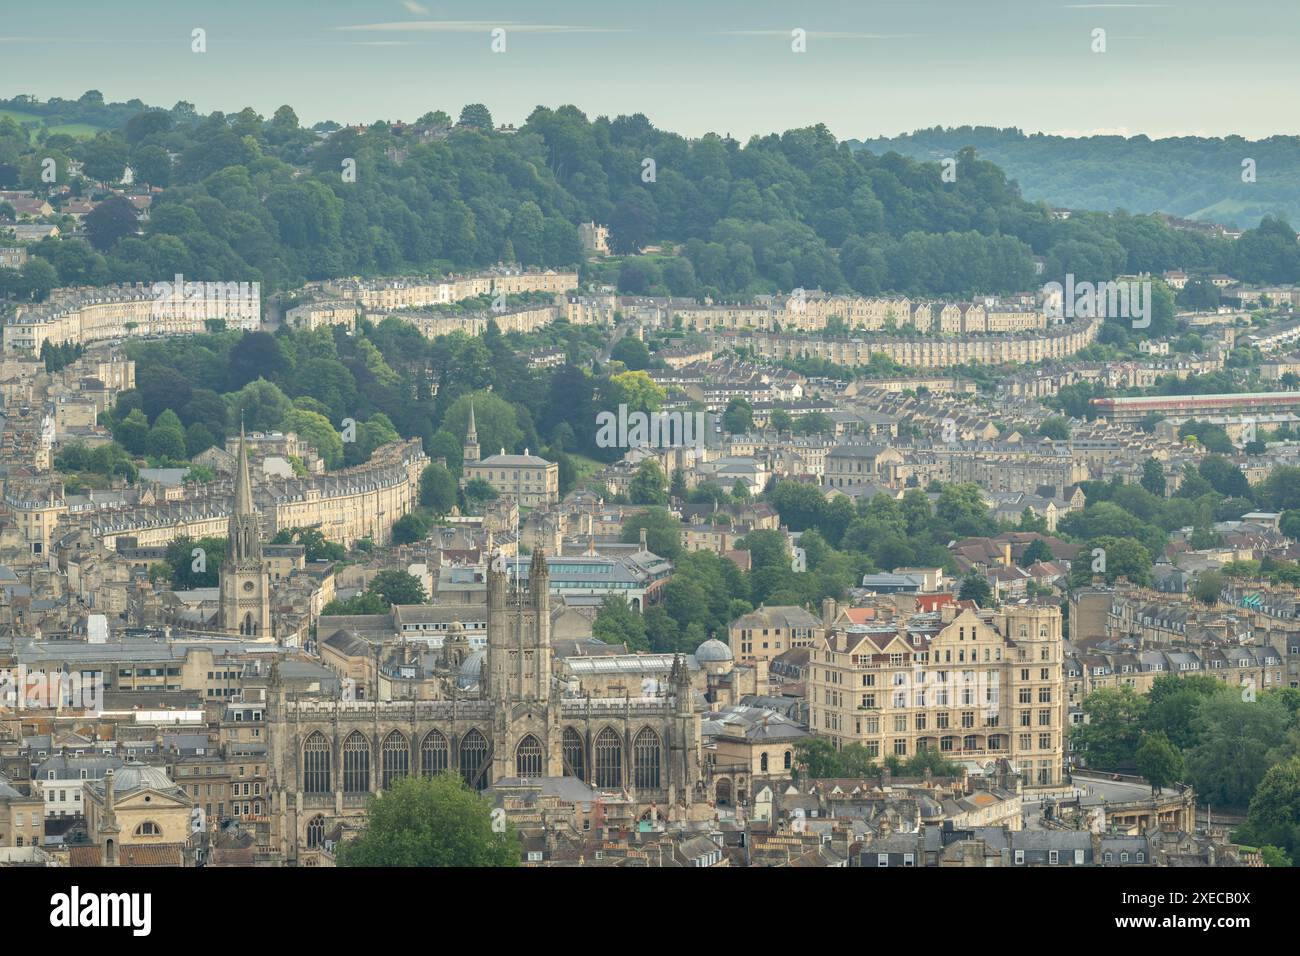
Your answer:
[134,821,161,836]
[342,732,371,793]
[562,728,585,780]
[421,730,449,776]
[303,732,331,793]
[515,734,543,777]
[381,731,409,789]
[594,727,622,788]
[760,752,769,772]
[459,728,490,790]
[306,815,326,849]
[783,750,792,770]
[633,728,661,790]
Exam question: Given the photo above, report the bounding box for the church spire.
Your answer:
[464,399,481,463]
[234,421,254,517]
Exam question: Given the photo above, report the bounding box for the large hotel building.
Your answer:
[806,603,1066,788]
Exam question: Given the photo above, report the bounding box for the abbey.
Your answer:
[262,549,704,861]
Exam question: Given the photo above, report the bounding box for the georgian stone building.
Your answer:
[262,551,703,863]
[808,603,1066,788]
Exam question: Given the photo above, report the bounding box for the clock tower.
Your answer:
[219,425,271,638]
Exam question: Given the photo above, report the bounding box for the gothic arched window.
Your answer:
[381,731,409,789]
[515,734,543,777]
[633,728,661,790]
[342,732,371,793]
[421,730,449,776]
[562,728,585,780]
[594,727,622,789]
[459,728,490,790]
[306,815,326,849]
[303,732,331,794]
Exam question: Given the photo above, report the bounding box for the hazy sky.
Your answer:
[2,0,1296,141]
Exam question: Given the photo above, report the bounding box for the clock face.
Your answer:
[243,581,255,592]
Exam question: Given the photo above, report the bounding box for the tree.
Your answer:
[1140,457,1166,497]
[793,738,845,779]
[84,196,139,251]
[1186,690,1290,808]
[391,511,432,544]
[1238,757,1300,860]
[1038,416,1071,441]
[1020,539,1053,568]
[722,397,753,434]
[146,409,187,460]
[609,337,651,371]
[1192,570,1225,605]
[367,569,427,606]
[457,104,494,131]
[958,572,992,608]
[228,332,290,391]
[419,462,458,515]
[1134,732,1184,794]
[628,459,668,505]
[1074,686,1149,769]
[1259,845,1293,868]
[620,507,682,559]
[336,774,519,867]
[442,392,522,459]
[592,594,649,652]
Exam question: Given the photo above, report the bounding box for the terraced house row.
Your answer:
[714,318,1101,370]
[3,281,260,354]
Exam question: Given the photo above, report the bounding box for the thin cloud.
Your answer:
[717,30,922,39]
[335,20,628,34]
[1063,4,1172,8]
[398,0,431,13]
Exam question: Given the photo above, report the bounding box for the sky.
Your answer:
[1,0,1297,141]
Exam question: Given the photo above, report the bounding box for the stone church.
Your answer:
[261,549,704,861]
[218,425,271,638]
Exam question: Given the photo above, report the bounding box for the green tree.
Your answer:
[391,511,432,544]
[1140,458,1167,497]
[1020,539,1053,568]
[335,773,519,867]
[1074,686,1149,769]
[1134,731,1184,794]
[793,738,844,779]
[1186,689,1290,808]
[592,594,649,652]
[457,103,494,131]
[1192,570,1225,605]
[419,462,458,514]
[367,569,427,606]
[958,572,992,608]
[628,459,668,505]
[723,397,754,434]
[1239,758,1300,859]
[620,507,683,560]
[146,409,187,460]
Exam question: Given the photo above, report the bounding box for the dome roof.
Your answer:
[695,638,733,662]
[457,650,486,688]
[104,763,178,796]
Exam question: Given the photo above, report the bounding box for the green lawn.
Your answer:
[0,109,101,142]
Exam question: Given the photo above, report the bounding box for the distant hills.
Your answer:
[848,127,1300,229]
